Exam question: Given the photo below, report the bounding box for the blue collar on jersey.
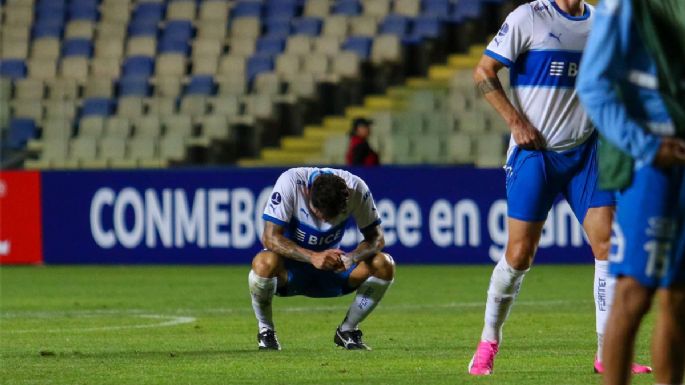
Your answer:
[307,169,333,188]
[550,1,590,21]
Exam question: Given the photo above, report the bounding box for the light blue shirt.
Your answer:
[576,0,674,168]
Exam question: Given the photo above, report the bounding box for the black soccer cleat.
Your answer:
[257,329,281,351]
[334,327,371,350]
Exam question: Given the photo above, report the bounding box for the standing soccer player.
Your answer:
[577,1,685,384]
[467,0,651,375]
[248,167,394,350]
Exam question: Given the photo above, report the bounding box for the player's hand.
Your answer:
[335,254,355,273]
[653,137,685,168]
[310,249,345,271]
[511,119,545,150]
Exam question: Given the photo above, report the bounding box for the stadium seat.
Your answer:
[322,15,349,37]
[197,20,227,40]
[132,2,166,25]
[81,98,115,117]
[65,136,98,168]
[126,37,157,57]
[412,16,442,39]
[197,114,231,143]
[123,56,155,78]
[31,38,61,59]
[199,0,229,22]
[185,75,216,95]
[158,39,190,55]
[349,16,377,36]
[27,59,56,80]
[15,79,44,100]
[146,97,177,116]
[162,113,192,138]
[304,1,330,18]
[253,73,281,96]
[1,39,30,59]
[59,57,89,82]
[155,54,186,77]
[32,22,64,39]
[128,21,159,38]
[7,118,37,149]
[191,55,219,76]
[103,117,132,139]
[65,20,95,39]
[314,36,341,56]
[152,77,182,98]
[166,0,196,21]
[25,139,69,169]
[159,134,187,163]
[97,21,127,39]
[230,17,261,39]
[394,0,420,17]
[422,0,450,17]
[256,36,286,56]
[247,54,274,84]
[292,17,322,36]
[275,54,301,77]
[265,18,292,38]
[180,95,208,119]
[380,14,410,37]
[209,95,240,118]
[371,34,401,63]
[78,116,106,137]
[117,96,145,119]
[44,99,77,120]
[231,1,262,19]
[192,39,223,58]
[62,38,93,57]
[161,20,194,42]
[126,136,160,168]
[133,115,162,138]
[91,57,121,79]
[266,1,298,20]
[450,0,483,21]
[332,0,361,16]
[304,53,330,79]
[342,36,372,60]
[285,35,313,55]
[47,78,79,99]
[118,76,151,97]
[98,136,127,166]
[288,73,316,99]
[230,37,257,56]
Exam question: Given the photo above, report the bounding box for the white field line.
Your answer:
[2,315,196,334]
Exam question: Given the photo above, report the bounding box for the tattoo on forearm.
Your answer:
[476,77,502,96]
[348,237,383,263]
[269,236,311,263]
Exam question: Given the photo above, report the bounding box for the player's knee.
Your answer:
[591,239,611,261]
[505,245,534,270]
[616,278,653,318]
[252,251,281,277]
[660,285,685,318]
[370,252,395,280]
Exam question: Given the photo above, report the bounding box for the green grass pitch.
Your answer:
[0,265,655,385]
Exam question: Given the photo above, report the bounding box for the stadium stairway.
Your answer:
[238,43,511,167]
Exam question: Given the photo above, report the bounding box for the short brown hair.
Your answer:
[310,174,349,219]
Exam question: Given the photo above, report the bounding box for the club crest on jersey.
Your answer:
[271,192,282,205]
[497,23,509,37]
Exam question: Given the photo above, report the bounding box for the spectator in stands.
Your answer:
[346,118,379,166]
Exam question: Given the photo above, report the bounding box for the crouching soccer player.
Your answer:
[248,167,395,350]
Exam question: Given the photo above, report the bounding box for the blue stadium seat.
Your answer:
[158,39,190,55]
[122,56,155,78]
[342,36,372,60]
[36,0,66,13]
[292,17,322,36]
[266,1,298,20]
[62,38,94,57]
[0,60,27,79]
[69,0,100,21]
[128,21,159,37]
[7,119,37,149]
[133,2,166,24]
[231,1,262,19]
[380,15,411,37]
[256,36,285,56]
[32,21,65,39]
[162,20,194,41]
[247,54,274,83]
[450,0,483,21]
[185,75,216,95]
[118,77,151,97]
[412,16,441,39]
[332,0,361,15]
[422,0,450,17]
[82,98,115,117]
[265,18,292,37]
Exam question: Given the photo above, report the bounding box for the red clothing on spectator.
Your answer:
[346,135,379,166]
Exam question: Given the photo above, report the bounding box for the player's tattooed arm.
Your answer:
[476,76,503,96]
[261,221,313,263]
[346,225,385,265]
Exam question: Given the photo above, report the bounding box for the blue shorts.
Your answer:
[276,259,358,298]
[610,165,685,288]
[505,133,615,222]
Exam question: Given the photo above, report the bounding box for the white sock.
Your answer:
[340,276,393,332]
[248,269,277,332]
[481,257,528,343]
[594,259,615,361]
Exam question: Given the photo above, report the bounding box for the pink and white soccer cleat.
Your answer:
[593,357,652,374]
[468,340,499,375]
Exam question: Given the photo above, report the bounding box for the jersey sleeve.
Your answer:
[351,178,381,232]
[484,5,533,67]
[262,170,296,227]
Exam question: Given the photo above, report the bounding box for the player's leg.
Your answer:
[470,148,554,375]
[602,277,654,385]
[334,252,395,350]
[652,285,685,385]
[249,250,287,350]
